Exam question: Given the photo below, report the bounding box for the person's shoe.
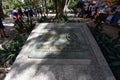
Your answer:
[5,35,9,38]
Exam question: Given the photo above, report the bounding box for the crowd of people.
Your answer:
[0,7,43,38]
[9,1,120,26]
[1,1,120,39]
[11,7,43,20]
[76,0,120,26]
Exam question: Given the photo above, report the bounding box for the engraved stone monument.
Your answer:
[28,27,91,59]
[5,23,116,80]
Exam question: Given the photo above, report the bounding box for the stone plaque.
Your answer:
[29,27,91,59]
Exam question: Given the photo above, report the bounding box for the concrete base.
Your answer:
[5,23,116,80]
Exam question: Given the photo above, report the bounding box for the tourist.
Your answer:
[18,8,23,18]
[105,6,113,24]
[39,8,43,17]
[12,8,18,19]
[95,5,108,23]
[110,13,120,25]
[116,31,120,41]
[28,7,34,18]
[76,0,85,17]
[86,1,95,18]
[34,8,38,18]
[106,12,114,24]
[110,9,120,25]
[24,8,29,18]
[0,18,8,38]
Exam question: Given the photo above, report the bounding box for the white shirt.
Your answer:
[115,6,120,12]
[12,9,18,13]
[88,5,95,11]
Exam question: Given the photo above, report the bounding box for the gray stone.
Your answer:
[5,23,116,80]
[28,26,91,59]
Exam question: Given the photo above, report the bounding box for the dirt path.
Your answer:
[102,24,120,38]
[84,18,120,39]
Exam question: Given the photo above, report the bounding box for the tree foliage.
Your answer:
[1,0,78,18]
[52,0,72,18]
[24,0,40,8]
[69,0,77,9]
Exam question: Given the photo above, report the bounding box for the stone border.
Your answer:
[83,23,116,80]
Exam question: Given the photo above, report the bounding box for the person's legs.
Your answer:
[0,29,6,38]
[116,31,120,41]
[80,8,85,18]
[0,19,9,38]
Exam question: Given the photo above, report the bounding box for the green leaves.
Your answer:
[0,36,27,67]
[15,19,35,34]
[0,18,35,67]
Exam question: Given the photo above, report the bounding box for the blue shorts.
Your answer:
[0,20,5,29]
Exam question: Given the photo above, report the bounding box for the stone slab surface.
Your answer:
[28,26,91,59]
[5,23,116,80]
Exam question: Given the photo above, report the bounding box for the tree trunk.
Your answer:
[52,0,66,18]
[63,0,71,15]
[52,0,58,17]
[0,0,4,19]
[44,0,48,16]
[52,0,71,18]
[41,0,44,11]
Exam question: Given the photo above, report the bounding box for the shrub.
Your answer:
[0,35,27,67]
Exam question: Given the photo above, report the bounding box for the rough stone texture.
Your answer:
[28,24,91,60]
[5,23,116,80]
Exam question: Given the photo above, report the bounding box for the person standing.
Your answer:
[18,8,23,18]
[76,0,85,17]
[24,8,29,18]
[0,18,5,37]
[0,4,8,38]
[28,7,34,18]
[0,18,8,38]
[87,1,95,18]
[12,8,18,19]
[39,8,43,17]
[0,0,8,38]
